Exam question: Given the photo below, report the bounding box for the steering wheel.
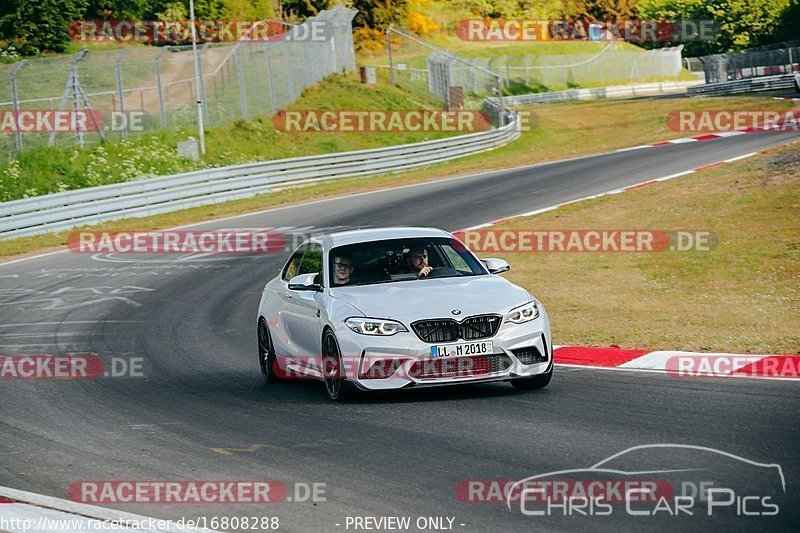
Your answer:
[423,266,460,279]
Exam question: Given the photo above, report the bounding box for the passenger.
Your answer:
[332,253,354,286]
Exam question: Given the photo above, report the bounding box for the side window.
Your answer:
[443,246,471,273]
[298,243,323,285]
[282,245,306,281]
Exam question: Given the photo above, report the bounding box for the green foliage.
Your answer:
[0,0,795,55]
[281,0,334,20]
[774,0,800,42]
[8,0,88,53]
[0,73,453,202]
[637,0,795,54]
[352,0,409,30]
[83,0,159,19]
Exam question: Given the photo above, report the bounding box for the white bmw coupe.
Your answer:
[257,227,552,400]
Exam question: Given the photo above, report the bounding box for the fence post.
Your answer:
[155,46,169,127]
[387,25,396,86]
[524,56,529,86]
[115,49,130,138]
[328,24,337,76]
[265,46,278,113]
[9,60,27,153]
[235,46,248,119]
[198,44,209,123]
[73,61,84,148]
[497,77,505,127]
[285,45,296,101]
[301,40,311,87]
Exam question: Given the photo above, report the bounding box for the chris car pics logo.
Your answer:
[505,444,784,518]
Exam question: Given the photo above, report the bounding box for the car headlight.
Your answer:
[506,301,539,324]
[345,317,408,336]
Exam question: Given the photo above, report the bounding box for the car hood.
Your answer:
[330,276,531,321]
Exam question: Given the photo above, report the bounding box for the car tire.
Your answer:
[322,329,357,401]
[258,320,285,384]
[510,364,552,390]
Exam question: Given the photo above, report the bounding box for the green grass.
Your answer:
[489,144,800,354]
[0,73,455,202]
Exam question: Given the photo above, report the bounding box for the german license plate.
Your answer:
[431,340,493,358]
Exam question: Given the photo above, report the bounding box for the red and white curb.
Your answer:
[553,346,800,381]
[0,485,218,532]
[616,117,800,152]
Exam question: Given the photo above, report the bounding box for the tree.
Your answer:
[637,0,793,54]
[281,0,334,20]
[14,0,89,53]
[83,0,158,19]
[774,0,799,42]
[352,0,408,30]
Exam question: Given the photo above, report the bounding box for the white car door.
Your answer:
[281,242,324,367]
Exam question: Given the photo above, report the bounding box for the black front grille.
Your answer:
[411,314,502,343]
[461,315,502,339]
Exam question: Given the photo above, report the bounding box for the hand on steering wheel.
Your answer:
[418,266,433,277]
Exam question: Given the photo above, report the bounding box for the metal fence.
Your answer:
[381,35,684,98]
[386,26,505,119]
[448,45,684,91]
[0,6,357,161]
[698,40,800,84]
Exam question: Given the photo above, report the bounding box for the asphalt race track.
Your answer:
[1,130,799,532]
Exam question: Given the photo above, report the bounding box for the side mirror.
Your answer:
[288,273,322,291]
[482,258,510,274]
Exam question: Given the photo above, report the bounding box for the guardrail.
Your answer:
[0,116,520,240]
[687,74,797,97]
[487,81,701,107]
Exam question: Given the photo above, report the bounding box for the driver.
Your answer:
[407,247,433,278]
[332,253,354,286]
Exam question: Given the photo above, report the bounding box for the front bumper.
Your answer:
[332,310,552,391]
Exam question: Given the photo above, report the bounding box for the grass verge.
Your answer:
[490,144,800,355]
[0,73,454,202]
[0,96,794,261]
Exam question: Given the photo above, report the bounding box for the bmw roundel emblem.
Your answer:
[451,309,462,316]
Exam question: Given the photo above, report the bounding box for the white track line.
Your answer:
[457,145,788,232]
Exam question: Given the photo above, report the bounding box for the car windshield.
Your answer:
[329,237,487,287]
